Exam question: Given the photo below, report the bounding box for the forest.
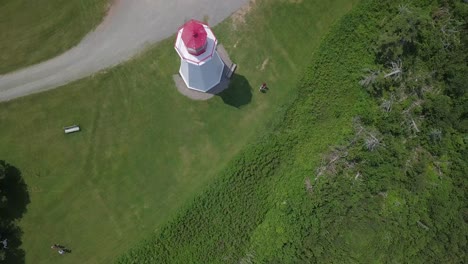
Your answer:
[117,0,467,262]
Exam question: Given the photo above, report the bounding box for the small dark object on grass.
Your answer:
[259,82,269,92]
[51,244,65,249]
[51,243,71,255]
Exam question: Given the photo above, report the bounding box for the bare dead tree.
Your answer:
[304,178,313,193]
[384,59,403,80]
[315,118,384,179]
[381,99,393,112]
[398,4,411,15]
[351,119,365,144]
[402,99,423,134]
[315,147,349,178]
[417,220,430,230]
[381,94,395,112]
[354,171,362,181]
[440,18,461,49]
[353,118,384,151]
[359,69,380,88]
[433,7,462,50]
[324,150,345,175]
[400,117,421,135]
[412,119,421,133]
[364,133,381,151]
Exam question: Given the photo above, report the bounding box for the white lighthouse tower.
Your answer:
[174,19,225,92]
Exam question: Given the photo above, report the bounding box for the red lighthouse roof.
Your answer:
[181,20,208,56]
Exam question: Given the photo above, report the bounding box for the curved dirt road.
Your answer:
[0,0,249,102]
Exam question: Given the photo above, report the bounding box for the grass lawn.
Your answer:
[0,0,108,74]
[0,0,358,263]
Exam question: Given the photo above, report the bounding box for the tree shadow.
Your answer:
[2,224,25,264]
[218,74,252,108]
[0,160,30,264]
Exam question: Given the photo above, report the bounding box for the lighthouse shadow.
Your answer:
[216,74,252,108]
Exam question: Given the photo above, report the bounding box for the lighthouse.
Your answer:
[174,19,225,92]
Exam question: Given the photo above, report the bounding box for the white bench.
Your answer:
[64,125,80,134]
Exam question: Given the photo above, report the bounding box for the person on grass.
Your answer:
[259,82,269,92]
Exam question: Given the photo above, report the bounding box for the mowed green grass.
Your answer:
[0,0,107,74]
[0,0,358,263]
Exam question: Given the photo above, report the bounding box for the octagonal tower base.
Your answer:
[173,44,235,100]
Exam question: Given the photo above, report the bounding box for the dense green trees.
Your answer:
[292,0,468,262]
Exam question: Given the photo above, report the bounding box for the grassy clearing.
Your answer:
[0,0,107,74]
[117,0,374,261]
[0,0,358,263]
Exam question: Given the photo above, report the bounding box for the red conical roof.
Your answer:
[181,20,208,56]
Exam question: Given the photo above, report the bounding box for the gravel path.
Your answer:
[0,0,249,102]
